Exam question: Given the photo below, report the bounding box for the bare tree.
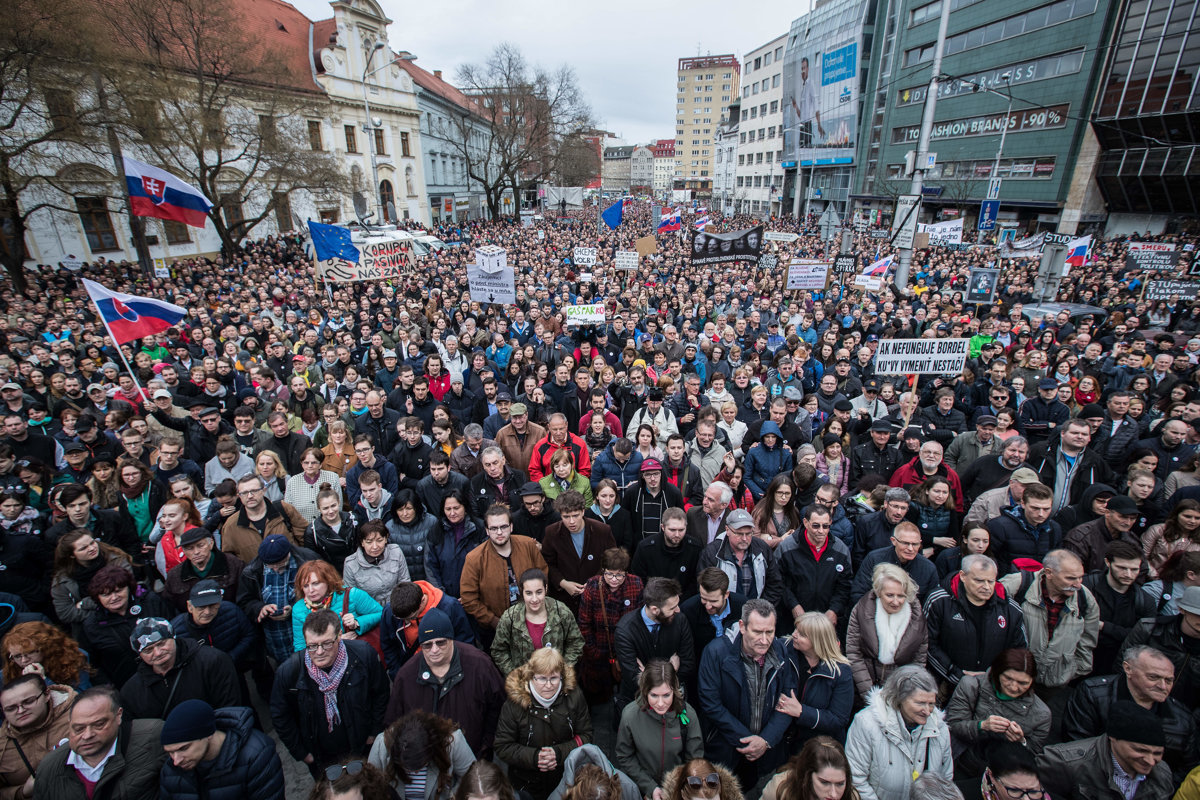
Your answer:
[0,0,110,292]
[553,132,600,188]
[104,0,347,253]
[453,44,593,220]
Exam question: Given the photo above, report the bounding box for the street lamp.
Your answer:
[362,43,417,221]
[977,72,1012,243]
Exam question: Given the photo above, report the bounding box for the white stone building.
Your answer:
[734,34,788,218]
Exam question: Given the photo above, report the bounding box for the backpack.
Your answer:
[1014,568,1089,618]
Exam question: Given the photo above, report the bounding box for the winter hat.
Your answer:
[417,608,454,644]
[1078,403,1105,420]
[130,618,174,653]
[161,699,216,745]
[1106,701,1165,747]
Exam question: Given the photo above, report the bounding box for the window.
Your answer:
[163,220,191,245]
[258,115,277,149]
[45,89,81,138]
[750,107,758,118]
[770,100,779,114]
[772,74,780,88]
[272,192,292,234]
[754,57,762,69]
[761,79,770,91]
[763,52,772,66]
[760,104,768,116]
[757,153,764,163]
[722,95,730,102]
[768,126,776,138]
[737,177,744,187]
[219,197,244,232]
[308,121,323,151]
[75,197,118,252]
[738,155,745,165]
[752,84,759,95]
[775,46,783,59]
[748,130,756,142]
[345,125,358,153]
[319,209,339,224]
[759,128,765,139]
[740,133,746,143]
[741,109,749,121]
[373,129,386,156]
[379,181,395,221]
[400,131,411,157]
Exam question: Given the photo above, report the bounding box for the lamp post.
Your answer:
[361,44,417,222]
[976,72,1012,244]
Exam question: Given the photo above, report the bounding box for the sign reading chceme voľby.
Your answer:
[874,338,970,375]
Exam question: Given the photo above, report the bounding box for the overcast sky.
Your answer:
[288,0,812,144]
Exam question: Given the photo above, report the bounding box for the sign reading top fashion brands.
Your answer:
[1143,281,1200,302]
[690,226,763,266]
[874,338,970,375]
[892,104,1070,144]
[1126,243,1183,271]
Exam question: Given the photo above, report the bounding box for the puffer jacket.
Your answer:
[945,671,1051,775]
[490,597,585,677]
[157,706,285,800]
[118,637,242,720]
[31,716,164,800]
[494,666,593,798]
[845,592,928,699]
[614,700,704,798]
[1000,569,1099,687]
[987,505,1063,572]
[342,543,410,605]
[844,689,953,800]
[923,573,1027,683]
[743,421,794,499]
[0,685,74,800]
[590,442,644,491]
[303,511,358,567]
[386,511,438,583]
[169,600,258,668]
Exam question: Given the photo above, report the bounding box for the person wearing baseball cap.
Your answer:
[162,525,242,611]
[1062,493,1143,573]
[494,402,546,477]
[624,457,685,545]
[964,468,1047,527]
[697,507,782,605]
[159,698,286,798]
[119,615,241,721]
[170,578,257,674]
[1038,700,1172,800]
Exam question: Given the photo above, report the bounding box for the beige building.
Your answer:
[734,35,787,218]
[675,55,740,198]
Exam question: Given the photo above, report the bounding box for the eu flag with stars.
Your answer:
[307,221,360,263]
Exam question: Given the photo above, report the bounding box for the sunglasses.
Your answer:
[324,760,364,781]
[686,773,720,790]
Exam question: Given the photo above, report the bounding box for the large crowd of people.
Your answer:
[0,202,1199,800]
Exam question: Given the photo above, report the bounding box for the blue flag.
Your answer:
[601,201,623,230]
[307,221,359,263]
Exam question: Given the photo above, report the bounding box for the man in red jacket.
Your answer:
[528,413,591,481]
[889,439,965,511]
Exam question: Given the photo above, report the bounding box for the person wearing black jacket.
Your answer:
[630,507,703,596]
[680,568,745,679]
[613,577,696,708]
[469,446,527,516]
[119,619,242,720]
[1018,379,1071,446]
[623,460,685,548]
[850,419,904,486]
[151,403,233,466]
[388,417,432,490]
[775,505,853,625]
[354,391,402,456]
[1083,540,1156,675]
[270,610,389,774]
[922,555,1027,686]
[261,413,309,474]
[157,702,286,800]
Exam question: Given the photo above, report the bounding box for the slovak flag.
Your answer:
[82,278,187,346]
[693,216,710,231]
[657,209,681,233]
[863,254,894,276]
[123,156,212,229]
[1065,235,1092,267]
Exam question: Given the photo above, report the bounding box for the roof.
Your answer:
[396,60,484,117]
[312,17,337,72]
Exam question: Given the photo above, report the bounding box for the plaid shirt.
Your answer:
[1041,574,1067,637]
[261,556,300,662]
[577,573,644,656]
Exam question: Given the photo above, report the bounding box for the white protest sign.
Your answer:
[614,250,639,270]
[467,246,516,304]
[318,238,416,283]
[564,303,606,326]
[873,338,969,375]
[537,230,545,240]
[765,231,799,243]
[786,259,830,291]
[573,247,597,266]
[918,218,964,246]
[61,254,85,271]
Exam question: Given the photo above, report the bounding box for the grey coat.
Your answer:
[342,543,410,605]
[1038,734,1175,800]
[945,671,1051,773]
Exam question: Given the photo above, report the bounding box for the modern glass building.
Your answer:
[1092,0,1199,227]
[853,0,1121,231]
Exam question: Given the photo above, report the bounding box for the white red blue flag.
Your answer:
[1065,235,1092,267]
[864,254,894,276]
[123,156,212,229]
[657,209,681,233]
[693,216,710,231]
[83,278,187,346]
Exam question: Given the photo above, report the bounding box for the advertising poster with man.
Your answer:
[783,36,858,166]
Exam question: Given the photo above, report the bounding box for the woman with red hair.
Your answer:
[1,621,92,690]
[289,559,382,652]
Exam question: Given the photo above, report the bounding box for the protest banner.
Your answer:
[691,226,763,266]
[316,237,415,283]
[614,251,639,270]
[966,268,999,303]
[918,218,964,246]
[833,254,858,274]
[152,258,170,279]
[765,231,799,243]
[759,254,778,272]
[1143,280,1200,302]
[874,338,970,375]
[468,246,516,304]
[1126,242,1181,271]
[786,259,830,291]
[573,247,597,266]
[564,303,606,326]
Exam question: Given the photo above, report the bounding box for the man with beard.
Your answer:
[613,577,695,708]
[959,435,1030,504]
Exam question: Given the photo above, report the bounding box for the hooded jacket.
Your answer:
[1000,569,1100,688]
[591,442,645,491]
[157,706,285,800]
[923,573,1027,683]
[845,592,928,698]
[743,421,794,500]
[1063,517,1143,574]
[1051,483,1115,533]
[490,596,585,677]
[494,665,593,797]
[378,581,475,678]
[303,511,359,566]
[660,763,742,800]
[844,689,953,800]
[343,543,411,605]
[0,685,74,800]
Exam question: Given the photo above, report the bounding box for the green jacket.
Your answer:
[33,717,164,800]
[491,597,584,677]
[614,700,704,797]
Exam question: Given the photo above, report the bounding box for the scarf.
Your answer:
[120,474,150,500]
[305,641,349,731]
[529,680,562,709]
[874,598,911,665]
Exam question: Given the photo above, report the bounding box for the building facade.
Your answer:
[734,35,788,218]
[630,146,654,193]
[1091,0,1199,232]
[652,139,676,196]
[714,103,740,215]
[853,0,1120,232]
[601,146,632,194]
[675,55,740,198]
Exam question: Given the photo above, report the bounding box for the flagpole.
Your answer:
[86,294,150,404]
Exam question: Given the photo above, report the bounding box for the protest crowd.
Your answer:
[2,200,1200,800]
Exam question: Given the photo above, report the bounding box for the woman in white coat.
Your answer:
[843,665,952,800]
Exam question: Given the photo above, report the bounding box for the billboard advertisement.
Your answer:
[783,38,858,167]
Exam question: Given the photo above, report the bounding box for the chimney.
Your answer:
[434,70,442,80]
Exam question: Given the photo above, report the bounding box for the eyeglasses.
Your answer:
[532,675,561,686]
[237,487,263,497]
[894,539,922,549]
[7,650,40,664]
[324,760,365,781]
[305,639,339,653]
[686,773,721,790]
[0,692,45,715]
[419,638,449,651]
[486,524,512,533]
[994,783,1045,800]
[603,571,626,580]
